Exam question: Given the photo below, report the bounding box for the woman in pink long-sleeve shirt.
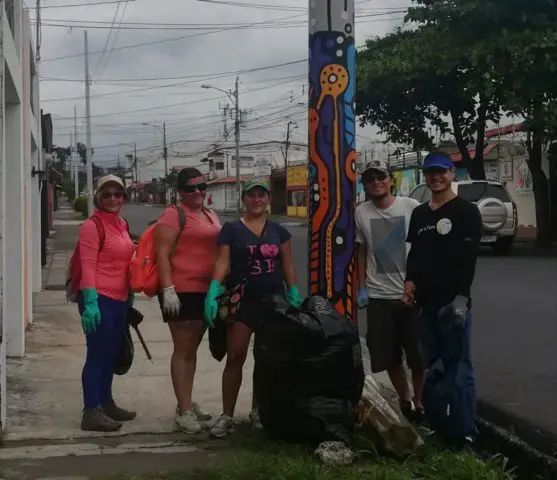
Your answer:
[77,174,135,432]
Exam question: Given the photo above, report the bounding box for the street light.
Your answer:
[201,78,241,213]
[142,121,168,205]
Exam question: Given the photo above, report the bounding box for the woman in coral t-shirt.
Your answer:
[77,175,136,433]
[155,167,221,434]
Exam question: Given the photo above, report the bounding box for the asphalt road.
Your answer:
[123,204,557,439]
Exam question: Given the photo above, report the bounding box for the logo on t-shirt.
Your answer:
[436,218,452,235]
[247,244,279,275]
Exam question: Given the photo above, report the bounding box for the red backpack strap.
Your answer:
[174,204,187,233]
[89,216,106,251]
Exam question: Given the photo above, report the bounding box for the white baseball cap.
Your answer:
[96,174,124,191]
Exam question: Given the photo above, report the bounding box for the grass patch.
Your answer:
[98,426,515,480]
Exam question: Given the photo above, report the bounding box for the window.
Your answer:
[288,189,307,207]
[458,183,511,202]
[409,185,427,203]
[215,162,225,171]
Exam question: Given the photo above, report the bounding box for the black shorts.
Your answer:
[157,292,206,322]
[233,299,262,331]
[366,298,424,373]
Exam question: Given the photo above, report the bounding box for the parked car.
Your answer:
[408,180,518,255]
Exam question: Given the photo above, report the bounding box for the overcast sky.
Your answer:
[35,0,409,178]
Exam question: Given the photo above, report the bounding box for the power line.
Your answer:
[39,12,306,62]
[42,73,305,103]
[34,0,134,8]
[41,58,305,83]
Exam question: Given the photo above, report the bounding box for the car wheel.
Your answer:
[492,238,513,256]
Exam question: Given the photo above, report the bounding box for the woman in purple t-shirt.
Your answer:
[205,179,302,438]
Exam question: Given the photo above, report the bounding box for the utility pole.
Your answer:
[283,121,296,169]
[84,30,94,216]
[35,0,41,61]
[134,142,139,202]
[308,0,356,322]
[163,122,168,205]
[234,76,241,212]
[73,106,79,199]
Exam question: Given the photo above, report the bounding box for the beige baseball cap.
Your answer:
[96,174,124,191]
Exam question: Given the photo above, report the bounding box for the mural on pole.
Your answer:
[308,0,356,322]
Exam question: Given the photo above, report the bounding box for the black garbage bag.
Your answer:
[254,295,364,446]
[209,317,228,362]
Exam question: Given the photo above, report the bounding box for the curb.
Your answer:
[477,401,557,479]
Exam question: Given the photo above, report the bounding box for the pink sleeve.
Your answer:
[78,219,100,289]
[157,207,180,231]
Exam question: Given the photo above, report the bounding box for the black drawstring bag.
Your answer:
[114,306,152,376]
[114,324,134,376]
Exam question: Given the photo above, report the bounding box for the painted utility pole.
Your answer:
[308,0,356,322]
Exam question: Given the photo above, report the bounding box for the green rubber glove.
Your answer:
[287,285,303,308]
[81,288,102,334]
[204,280,222,328]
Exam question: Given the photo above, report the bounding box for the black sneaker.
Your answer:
[399,400,414,421]
[412,406,426,424]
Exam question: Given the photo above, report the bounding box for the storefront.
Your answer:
[287,165,308,217]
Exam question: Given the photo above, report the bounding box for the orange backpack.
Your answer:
[129,205,186,297]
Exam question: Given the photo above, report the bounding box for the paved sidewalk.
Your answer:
[6,205,387,443]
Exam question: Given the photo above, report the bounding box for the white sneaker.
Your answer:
[175,410,202,434]
[249,409,263,430]
[210,414,235,438]
[192,402,212,421]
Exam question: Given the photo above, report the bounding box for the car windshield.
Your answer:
[458,183,511,202]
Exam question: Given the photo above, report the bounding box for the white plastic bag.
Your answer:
[357,375,424,457]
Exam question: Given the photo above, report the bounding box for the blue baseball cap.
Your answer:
[422,151,454,171]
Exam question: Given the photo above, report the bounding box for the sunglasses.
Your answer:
[101,191,124,200]
[364,172,388,182]
[183,182,208,193]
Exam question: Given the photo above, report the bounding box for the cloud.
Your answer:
[37,0,407,176]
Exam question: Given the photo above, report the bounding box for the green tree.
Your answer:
[356,24,502,179]
[358,0,557,243]
[408,0,557,244]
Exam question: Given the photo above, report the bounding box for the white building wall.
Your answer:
[2,1,41,356]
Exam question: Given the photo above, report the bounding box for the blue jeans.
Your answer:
[78,294,128,409]
[420,307,477,439]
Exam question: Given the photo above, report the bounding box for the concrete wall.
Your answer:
[1,1,42,360]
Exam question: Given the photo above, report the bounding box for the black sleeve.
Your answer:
[456,201,482,297]
[405,209,420,283]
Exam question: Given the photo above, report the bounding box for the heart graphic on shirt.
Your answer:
[260,244,279,258]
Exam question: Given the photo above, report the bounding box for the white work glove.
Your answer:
[162,286,181,317]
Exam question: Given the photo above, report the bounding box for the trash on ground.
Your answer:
[357,374,424,457]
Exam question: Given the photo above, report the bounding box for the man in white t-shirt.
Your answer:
[355,160,426,422]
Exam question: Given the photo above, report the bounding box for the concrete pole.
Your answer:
[308,0,356,322]
[73,106,79,199]
[234,76,241,212]
[84,31,94,216]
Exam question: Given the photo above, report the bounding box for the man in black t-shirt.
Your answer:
[403,151,482,449]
